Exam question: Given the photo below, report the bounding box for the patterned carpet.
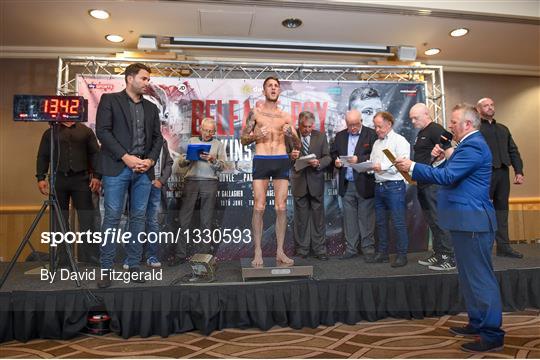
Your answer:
[1,310,539,358]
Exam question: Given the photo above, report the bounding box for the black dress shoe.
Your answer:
[339,252,357,260]
[460,340,503,353]
[314,254,329,261]
[496,249,523,258]
[365,252,389,263]
[97,271,111,289]
[129,267,146,283]
[449,325,479,337]
[391,255,408,268]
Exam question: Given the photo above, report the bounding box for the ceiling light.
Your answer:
[89,9,110,20]
[105,34,124,43]
[282,18,302,29]
[424,48,440,56]
[450,28,469,37]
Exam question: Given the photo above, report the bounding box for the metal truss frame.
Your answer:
[57,57,446,125]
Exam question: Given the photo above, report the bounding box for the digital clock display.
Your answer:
[13,95,87,122]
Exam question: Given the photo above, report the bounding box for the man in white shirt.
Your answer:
[367,111,411,267]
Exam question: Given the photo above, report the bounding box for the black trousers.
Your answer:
[53,172,99,264]
[417,184,453,256]
[490,166,512,251]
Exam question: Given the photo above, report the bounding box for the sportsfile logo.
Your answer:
[40,228,252,247]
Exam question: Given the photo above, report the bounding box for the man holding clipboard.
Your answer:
[167,118,225,266]
[367,111,411,268]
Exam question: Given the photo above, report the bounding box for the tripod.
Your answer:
[0,123,81,289]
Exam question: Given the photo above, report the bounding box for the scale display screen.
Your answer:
[13,95,87,122]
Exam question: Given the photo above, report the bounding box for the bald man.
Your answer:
[477,98,524,258]
[410,103,455,270]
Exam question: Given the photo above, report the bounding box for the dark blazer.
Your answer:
[96,90,163,179]
[330,126,377,198]
[412,131,497,232]
[287,130,332,197]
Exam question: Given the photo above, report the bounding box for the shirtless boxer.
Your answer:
[241,76,301,267]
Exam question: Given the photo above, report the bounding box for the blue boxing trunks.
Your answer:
[252,154,290,180]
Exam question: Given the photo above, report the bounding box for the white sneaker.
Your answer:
[418,254,438,266]
[428,255,456,271]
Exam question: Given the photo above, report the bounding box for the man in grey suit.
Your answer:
[331,110,377,260]
[289,111,332,260]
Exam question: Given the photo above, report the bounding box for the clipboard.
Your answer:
[186,144,211,161]
[382,149,416,185]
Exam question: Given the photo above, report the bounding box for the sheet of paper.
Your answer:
[339,155,355,167]
[294,154,316,171]
[350,160,373,173]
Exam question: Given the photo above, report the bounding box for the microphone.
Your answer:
[440,130,453,148]
[431,130,453,164]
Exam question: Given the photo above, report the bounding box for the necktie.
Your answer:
[302,136,310,155]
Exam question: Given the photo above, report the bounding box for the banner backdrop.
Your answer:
[77,75,427,260]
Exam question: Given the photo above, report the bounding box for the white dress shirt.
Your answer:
[370,129,411,182]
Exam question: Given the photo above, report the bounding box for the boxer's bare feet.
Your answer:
[276,252,294,266]
[251,250,264,267]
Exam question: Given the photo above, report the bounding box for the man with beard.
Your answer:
[241,76,301,267]
[477,97,524,258]
[95,63,163,288]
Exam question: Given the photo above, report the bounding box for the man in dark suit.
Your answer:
[396,104,504,353]
[331,109,377,260]
[95,63,164,288]
[288,111,332,260]
[477,97,524,258]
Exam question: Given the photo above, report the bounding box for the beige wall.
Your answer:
[1,59,56,206]
[1,60,538,206]
[444,71,540,198]
[0,60,538,260]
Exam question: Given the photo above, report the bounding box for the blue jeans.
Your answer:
[145,184,162,260]
[375,180,409,255]
[100,166,152,269]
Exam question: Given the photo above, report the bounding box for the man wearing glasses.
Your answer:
[167,118,226,265]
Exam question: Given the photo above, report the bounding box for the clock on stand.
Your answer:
[0,95,88,289]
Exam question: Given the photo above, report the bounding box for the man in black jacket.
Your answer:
[289,111,332,260]
[36,121,101,265]
[95,63,164,288]
[410,103,455,270]
[477,97,524,258]
[331,109,377,260]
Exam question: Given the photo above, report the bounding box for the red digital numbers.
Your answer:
[69,99,80,114]
[43,98,79,116]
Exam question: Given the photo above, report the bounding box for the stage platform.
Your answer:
[1,244,539,342]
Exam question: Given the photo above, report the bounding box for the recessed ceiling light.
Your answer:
[89,9,110,20]
[450,28,469,37]
[424,48,441,56]
[105,34,124,43]
[282,18,302,29]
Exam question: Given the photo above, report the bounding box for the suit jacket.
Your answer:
[287,130,332,197]
[96,90,163,179]
[412,131,497,233]
[330,126,377,198]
